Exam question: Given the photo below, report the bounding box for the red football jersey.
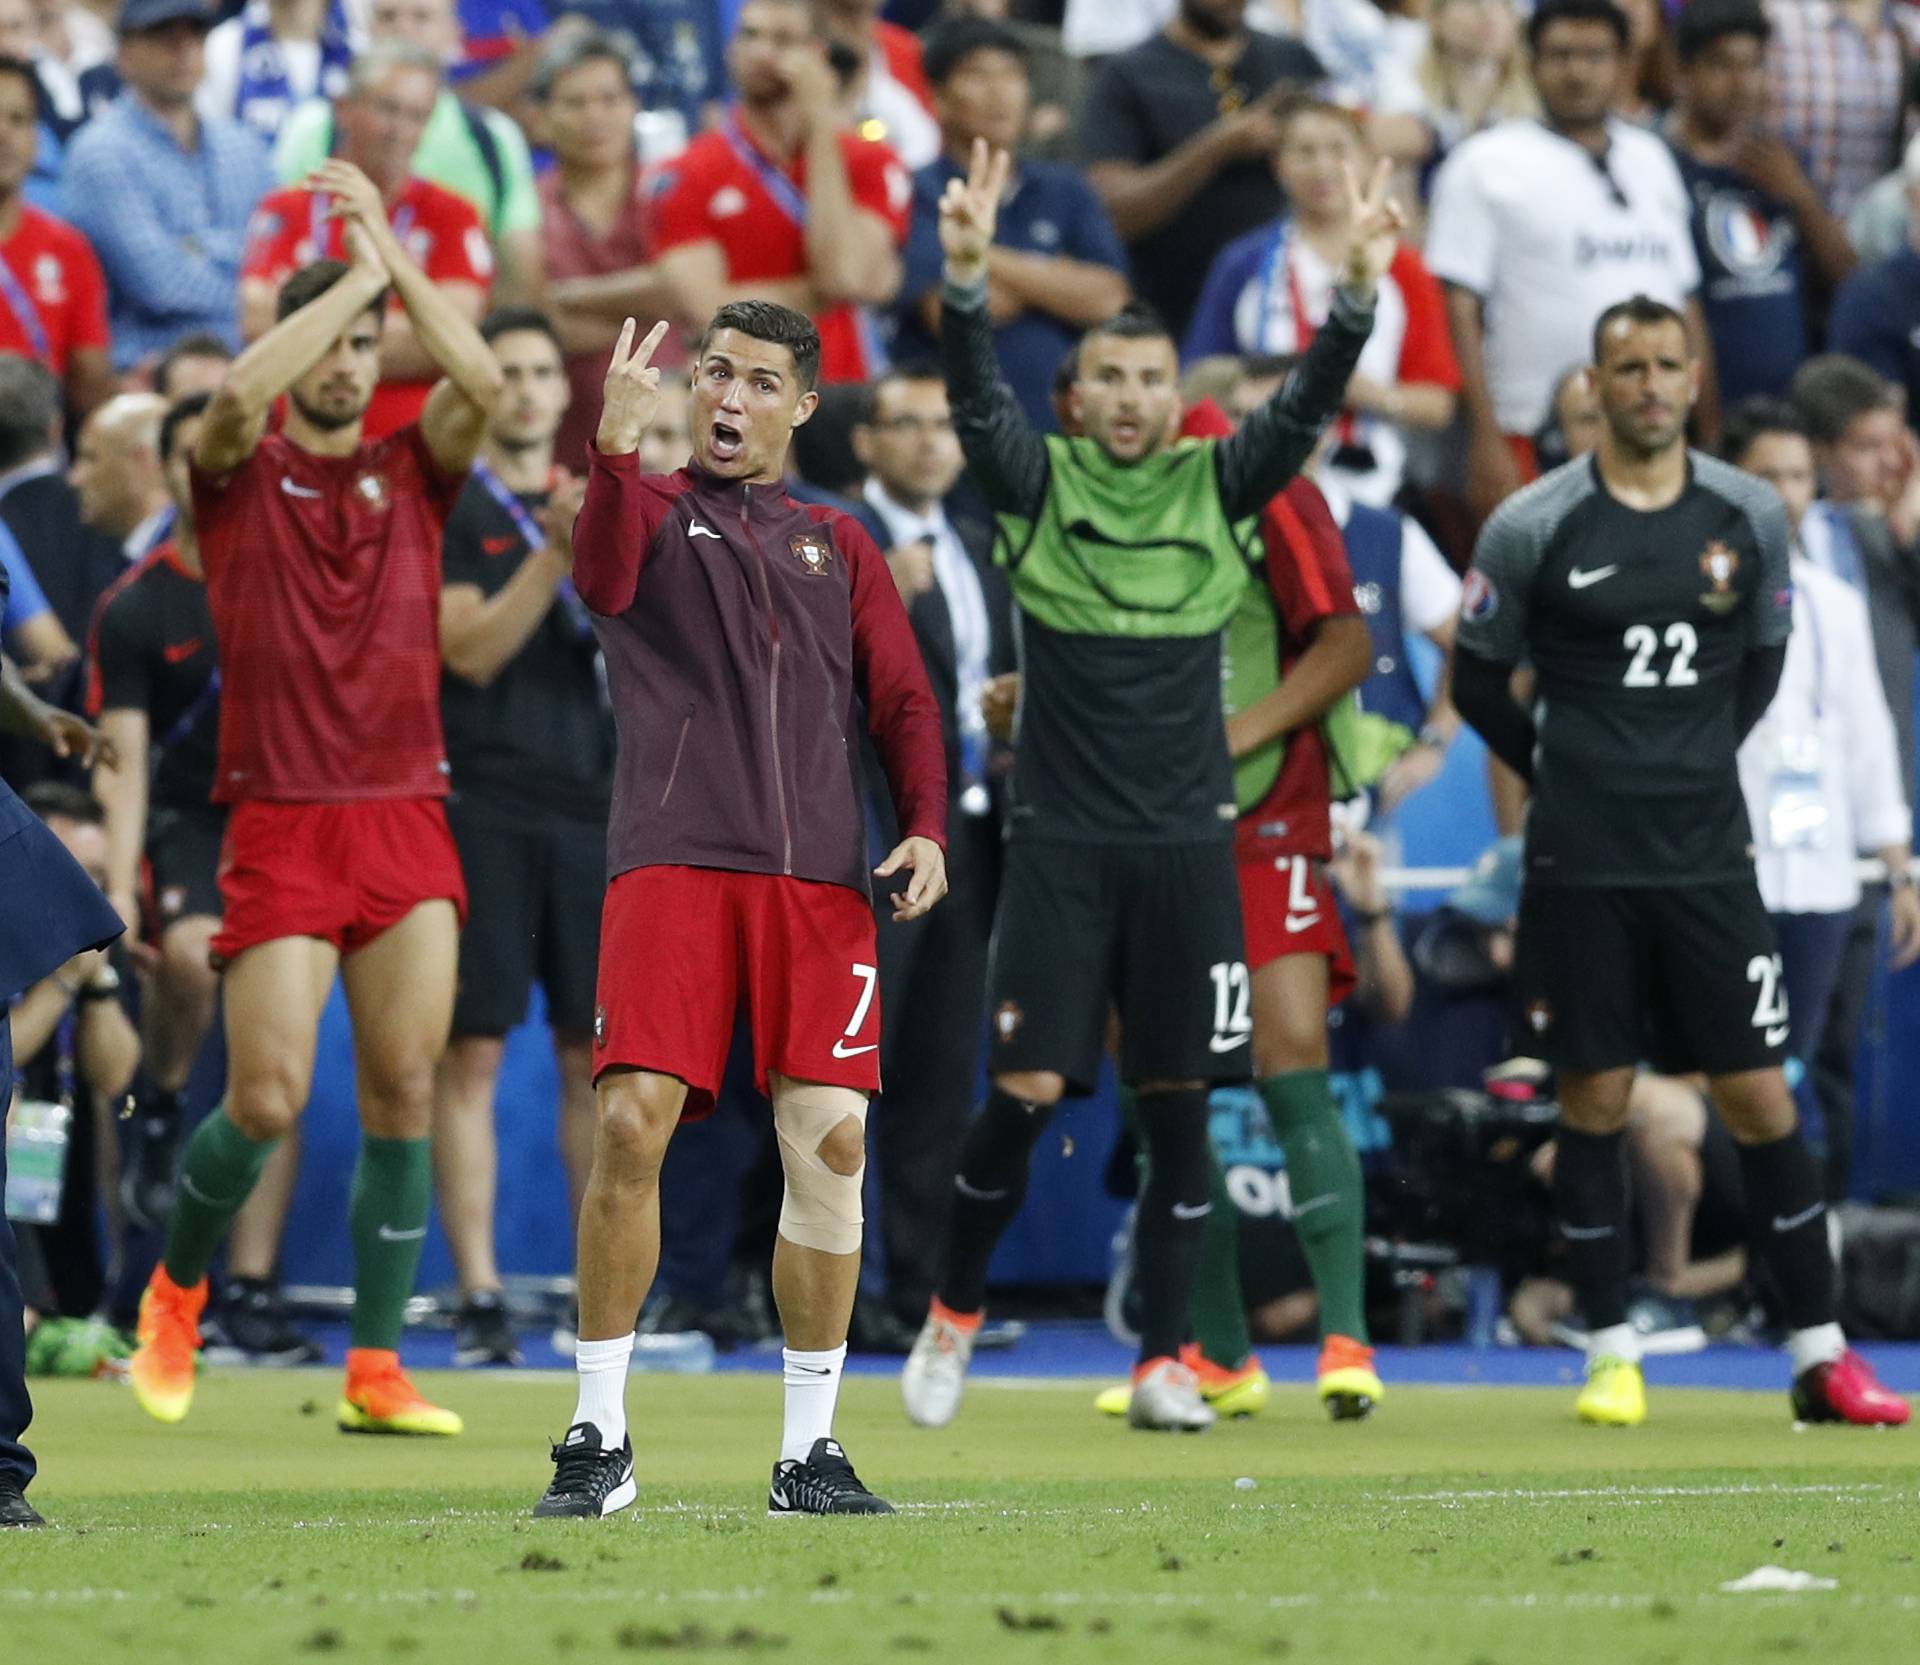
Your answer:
[648,122,911,384]
[241,177,494,437]
[0,204,110,375]
[191,426,467,804]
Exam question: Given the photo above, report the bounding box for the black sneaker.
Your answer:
[201,1278,324,1366]
[768,1438,895,1517]
[453,1291,524,1367]
[531,1422,636,1519]
[0,1477,46,1528]
[119,1091,184,1230]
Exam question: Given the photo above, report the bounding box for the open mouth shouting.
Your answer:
[709,418,746,465]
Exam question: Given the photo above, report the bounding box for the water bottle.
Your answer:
[4,1099,72,1225]
[1464,1264,1502,1350]
[630,1329,717,1373]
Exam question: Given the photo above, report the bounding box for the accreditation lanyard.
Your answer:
[159,665,221,753]
[468,460,596,645]
[1254,221,1359,447]
[0,252,51,365]
[721,111,810,227]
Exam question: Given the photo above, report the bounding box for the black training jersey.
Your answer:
[439,477,613,819]
[86,543,220,812]
[1456,451,1792,887]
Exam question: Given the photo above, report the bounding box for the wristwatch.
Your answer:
[80,964,122,1001]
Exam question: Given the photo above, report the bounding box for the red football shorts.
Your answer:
[212,799,468,966]
[1237,853,1356,1005]
[594,864,882,1115]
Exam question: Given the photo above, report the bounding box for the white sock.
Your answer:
[780,1344,847,1464]
[572,1334,634,1449]
[1588,1322,1642,1367]
[1787,1321,1846,1377]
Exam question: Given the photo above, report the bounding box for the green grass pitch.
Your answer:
[7,1370,1919,1663]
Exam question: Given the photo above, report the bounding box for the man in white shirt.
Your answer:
[852,360,1013,1327]
[68,393,173,563]
[1426,0,1709,518]
[1726,399,1920,1199]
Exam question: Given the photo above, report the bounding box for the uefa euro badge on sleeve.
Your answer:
[1767,732,1829,851]
[4,1098,73,1225]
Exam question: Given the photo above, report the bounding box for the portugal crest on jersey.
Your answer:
[1699,540,1740,613]
[789,532,832,576]
[354,472,391,514]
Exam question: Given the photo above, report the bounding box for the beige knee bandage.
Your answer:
[772,1077,869,1255]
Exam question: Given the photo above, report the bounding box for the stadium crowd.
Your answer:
[5,0,1920,1485]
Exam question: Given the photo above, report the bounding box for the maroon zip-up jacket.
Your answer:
[573,447,947,896]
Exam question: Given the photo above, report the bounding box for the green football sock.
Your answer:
[348,1136,433,1352]
[162,1105,277,1288]
[1260,1070,1368,1344]
[1118,1085,1251,1372]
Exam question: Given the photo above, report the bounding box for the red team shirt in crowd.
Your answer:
[190,425,467,804]
[648,119,911,384]
[240,178,494,436]
[0,204,110,374]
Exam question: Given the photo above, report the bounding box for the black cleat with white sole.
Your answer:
[768,1437,895,1516]
[532,1422,636,1519]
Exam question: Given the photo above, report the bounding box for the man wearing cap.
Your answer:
[63,0,275,373]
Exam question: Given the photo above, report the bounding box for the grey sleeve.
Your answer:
[1695,453,1793,648]
[1454,495,1544,666]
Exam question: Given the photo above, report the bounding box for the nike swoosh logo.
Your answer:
[163,638,203,664]
[1284,912,1321,933]
[1560,1223,1617,1241]
[280,477,324,499]
[377,1224,427,1242]
[1772,1202,1825,1233]
[1567,565,1618,590]
[1170,1201,1213,1221]
[689,520,723,540]
[1765,1024,1790,1047]
[831,1039,877,1058]
[481,535,517,555]
[790,1365,832,1376]
[1208,1032,1251,1054]
[1289,1193,1339,1218]
[954,1177,1010,1201]
[769,1487,791,1509]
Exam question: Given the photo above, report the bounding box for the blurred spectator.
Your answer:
[898,16,1128,430]
[5,780,140,1321]
[434,308,601,1367]
[0,510,71,670]
[1078,0,1323,339]
[651,0,909,385]
[30,0,112,75]
[0,0,85,215]
[1371,0,1538,172]
[549,0,727,141]
[274,0,544,304]
[198,0,358,144]
[1725,398,1920,1200]
[242,42,493,436]
[850,360,1011,1323]
[532,25,676,470]
[1667,0,1857,406]
[150,328,230,399]
[1183,98,1458,507]
[937,0,1086,159]
[63,0,275,373]
[1845,62,1920,263]
[1766,0,1907,220]
[635,365,691,472]
[1427,0,1702,517]
[1613,0,1674,125]
[0,354,120,648]
[816,0,939,168]
[0,53,113,417]
[1828,133,1920,425]
[1533,362,1606,469]
[448,0,543,98]
[69,392,170,561]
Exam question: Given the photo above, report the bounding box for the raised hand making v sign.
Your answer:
[595,319,673,456]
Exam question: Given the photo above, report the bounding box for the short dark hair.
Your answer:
[23,781,103,827]
[530,23,637,102]
[1720,397,1807,467]
[921,17,1027,88]
[1591,294,1689,363]
[154,331,232,398]
[0,353,59,472]
[159,391,214,464]
[860,360,944,423]
[1528,0,1631,53]
[1080,299,1174,354]
[1791,355,1901,444]
[0,54,38,105]
[480,305,564,357]
[275,258,389,325]
[1675,0,1770,63]
[695,300,821,393]
[1051,345,1078,400]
